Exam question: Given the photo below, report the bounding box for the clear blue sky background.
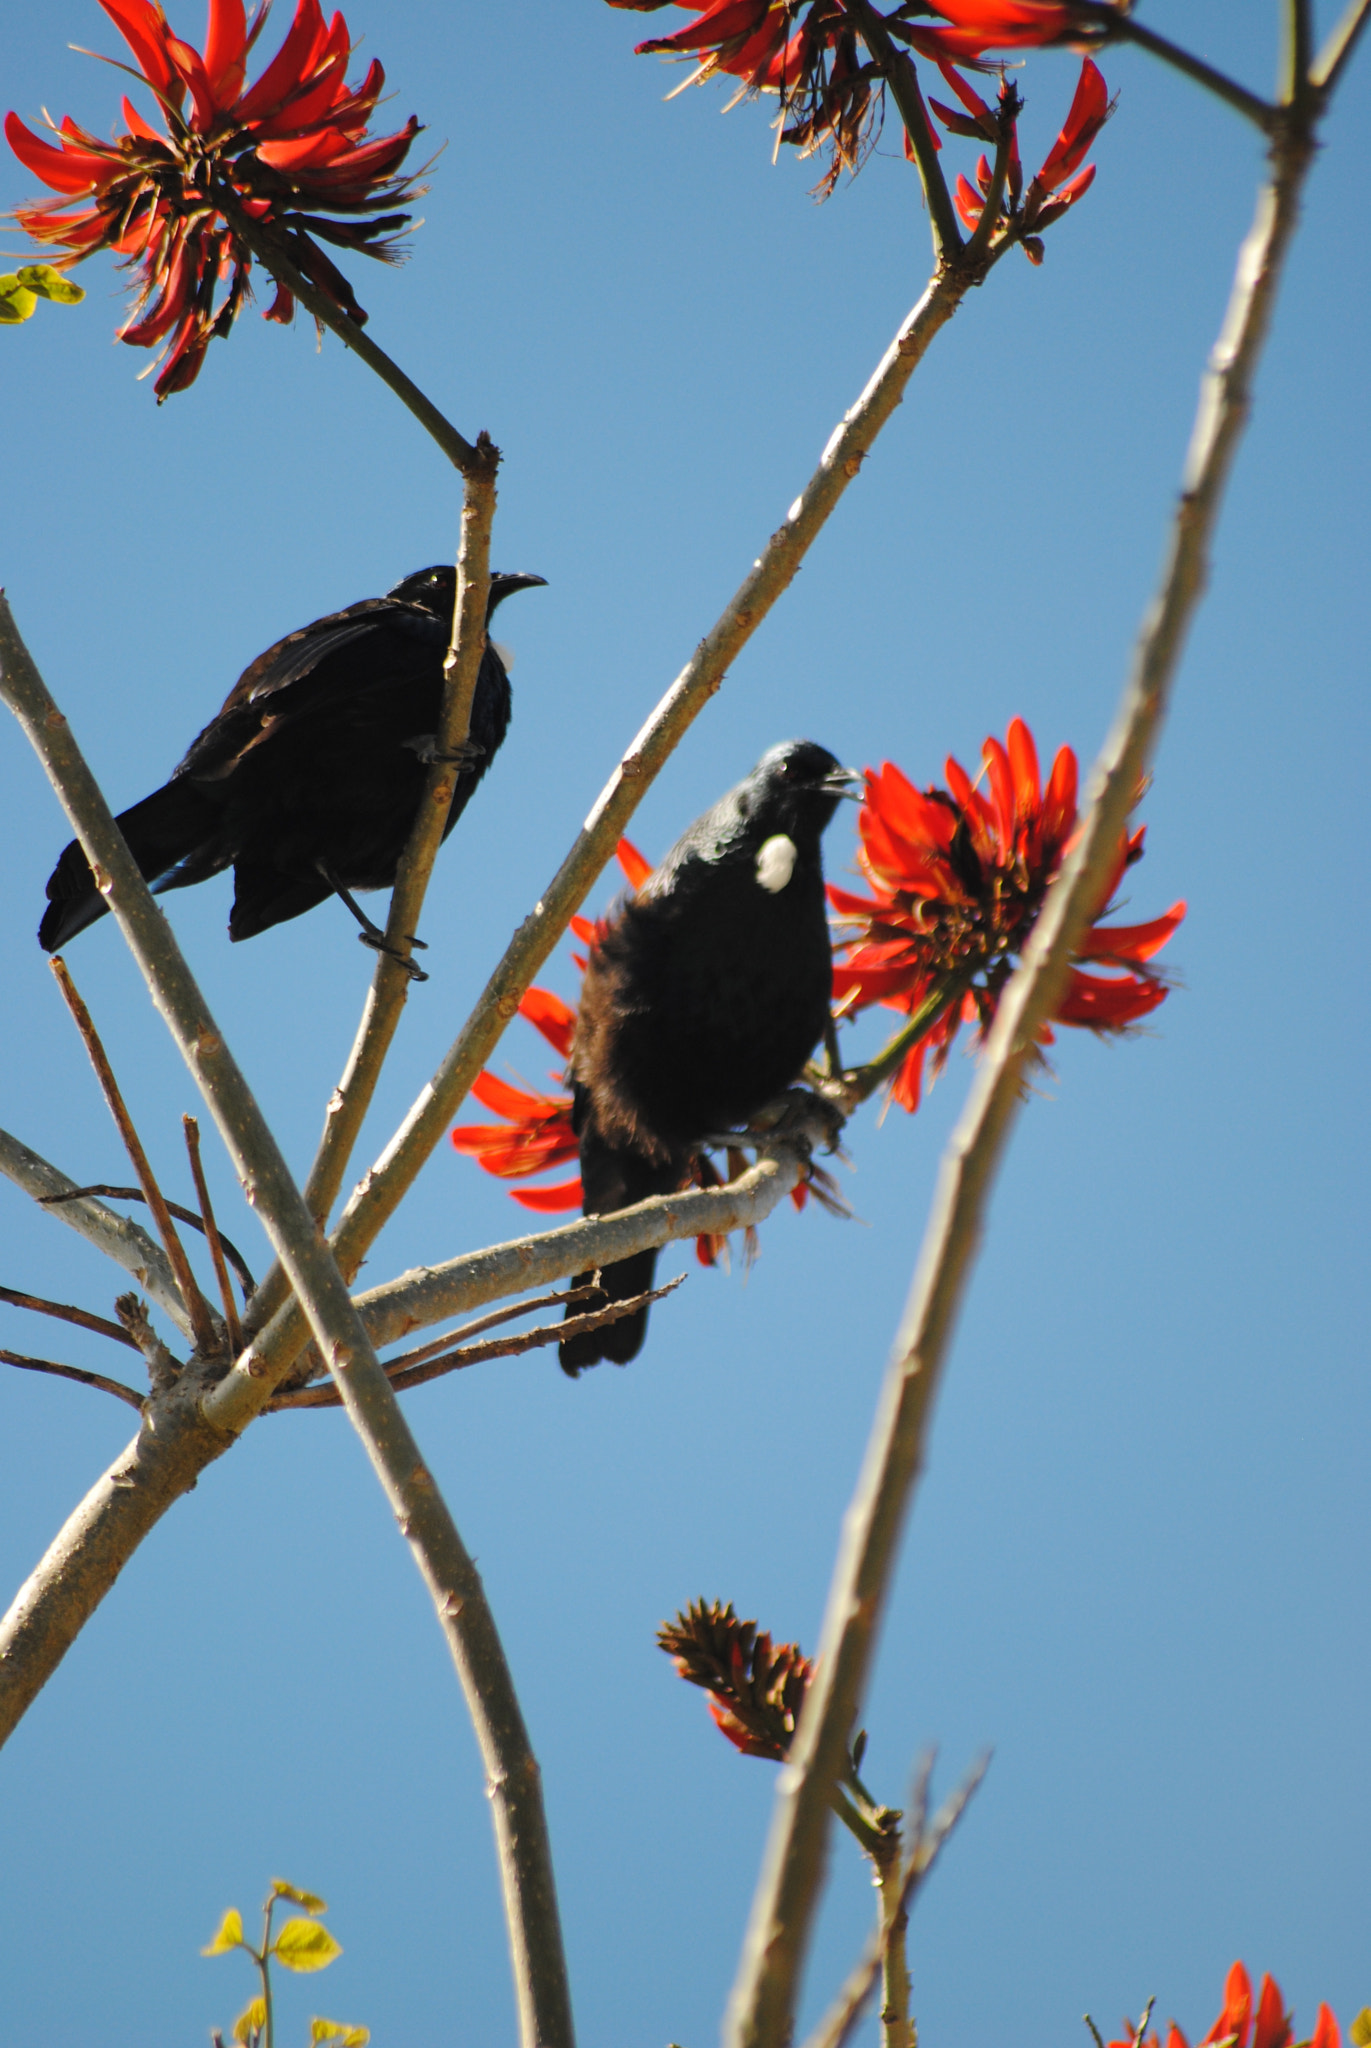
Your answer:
[1,5,1367,2045]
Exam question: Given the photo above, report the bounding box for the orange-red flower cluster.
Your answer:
[942,56,1111,258]
[607,0,1114,217]
[5,0,423,397]
[607,0,873,194]
[1110,1961,1341,2048]
[657,1599,813,1761]
[451,839,813,1260]
[830,717,1184,1112]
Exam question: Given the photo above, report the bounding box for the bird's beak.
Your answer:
[818,766,866,801]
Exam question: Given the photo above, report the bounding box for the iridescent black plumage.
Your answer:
[561,740,855,1374]
[39,565,544,952]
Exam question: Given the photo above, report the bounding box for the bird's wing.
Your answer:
[174,601,448,780]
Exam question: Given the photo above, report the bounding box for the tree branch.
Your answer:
[725,107,1318,2048]
[0,1285,140,1352]
[846,0,963,262]
[49,958,221,1357]
[0,607,574,2048]
[0,1127,192,1340]
[0,1348,143,1411]
[1310,0,1371,91]
[1069,5,1280,131]
[246,446,501,1333]
[212,188,483,477]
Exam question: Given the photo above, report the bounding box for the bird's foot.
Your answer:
[746,1087,848,1158]
[358,929,429,982]
[403,735,487,769]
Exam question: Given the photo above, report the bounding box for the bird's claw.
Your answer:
[405,735,487,768]
[359,930,429,981]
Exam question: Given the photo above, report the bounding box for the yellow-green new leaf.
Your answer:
[202,1908,245,1956]
[272,1878,328,1913]
[0,276,38,324]
[311,2021,370,2046]
[273,1917,342,1972]
[233,1996,268,2043]
[1349,2011,1371,2048]
[16,264,84,304]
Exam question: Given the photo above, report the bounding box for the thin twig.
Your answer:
[113,1292,181,1395]
[36,1185,256,1298]
[0,1285,140,1352]
[268,449,498,1297]
[797,1755,989,2048]
[726,102,1319,2048]
[212,187,481,476]
[216,1110,831,1428]
[49,959,220,1356]
[0,1348,143,1411]
[0,1126,191,1338]
[294,1282,606,1390]
[848,0,963,260]
[1282,0,1313,106]
[272,1276,686,1408]
[182,1118,242,1357]
[1310,0,1371,90]
[0,607,575,2048]
[1070,5,1279,131]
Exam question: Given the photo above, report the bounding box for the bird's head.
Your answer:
[387,565,547,629]
[743,740,863,844]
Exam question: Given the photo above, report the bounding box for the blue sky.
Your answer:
[1,5,1367,2045]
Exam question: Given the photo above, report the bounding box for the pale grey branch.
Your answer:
[726,115,1319,2048]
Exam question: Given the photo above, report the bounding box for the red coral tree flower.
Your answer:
[830,716,1184,1112]
[1112,1962,1341,2048]
[5,0,424,397]
[947,56,1111,256]
[607,0,878,194]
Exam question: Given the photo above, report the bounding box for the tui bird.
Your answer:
[39,565,545,963]
[560,738,858,1375]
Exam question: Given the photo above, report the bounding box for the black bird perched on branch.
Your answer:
[560,739,859,1375]
[38,565,545,963]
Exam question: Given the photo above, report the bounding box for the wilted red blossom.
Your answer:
[947,57,1111,256]
[607,0,881,194]
[5,0,424,397]
[1110,1963,1341,2048]
[657,1599,813,1760]
[830,716,1185,1112]
[451,840,812,1254]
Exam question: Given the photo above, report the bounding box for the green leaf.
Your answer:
[273,1917,342,1972]
[311,2022,369,2046]
[1349,2012,1371,2048]
[16,263,84,304]
[202,1908,245,1956]
[0,276,38,324]
[272,1878,328,1913]
[233,1996,267,2044]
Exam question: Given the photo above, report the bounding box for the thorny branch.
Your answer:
[0,604,575,2048]
[726,86,1321,2048]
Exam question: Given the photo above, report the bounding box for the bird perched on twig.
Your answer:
[561,739,859,1375]
[38,565,545,968]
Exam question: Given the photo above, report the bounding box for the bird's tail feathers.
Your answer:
[559,1130,683,1375]
[39,779,222,952]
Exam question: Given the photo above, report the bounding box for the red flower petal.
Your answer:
[1035,58,1109,192]
[510,1179,584,1212]
[1041,742,1078,844]
[1078,901,1185,964]
[233,0,329,123]
[519,985,577,1060]
[4,112,118,193]
[1309,2008,1340,2048]
[1006,715,1041,817]
[1252,1979,1290,2048]
[204,0,248,103]
[97,0,182,101]
[1055,969,1168,1028]
[616,836,654,891]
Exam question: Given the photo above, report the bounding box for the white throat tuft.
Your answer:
[755,833,798,893]
[491,639,515,671]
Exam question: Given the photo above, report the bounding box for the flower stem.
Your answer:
[725,76,1320,2048]
[845,0,963,262]
[1075,6,1279,132]
[212,187,482,477]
